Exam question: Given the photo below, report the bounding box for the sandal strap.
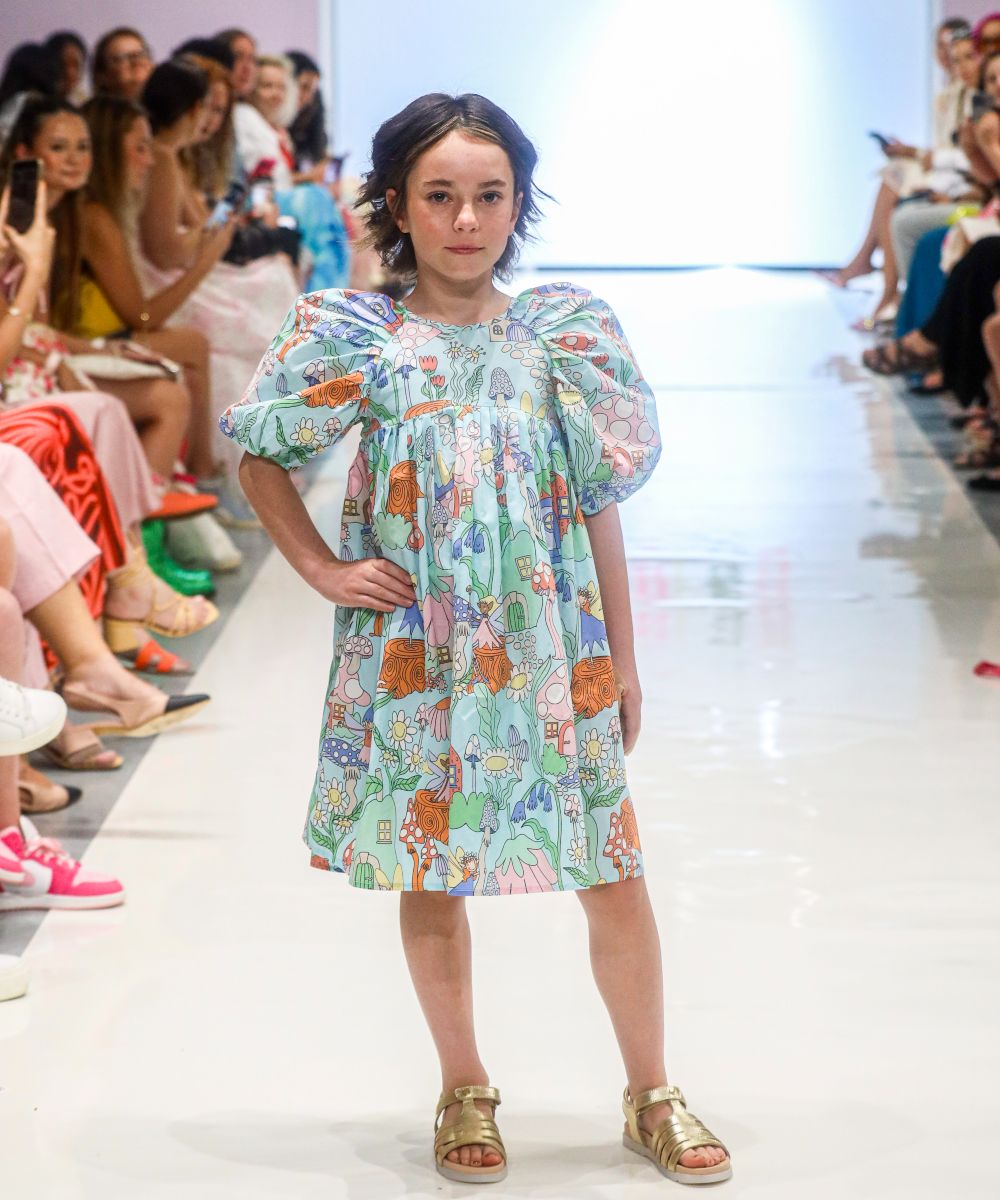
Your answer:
[433,1086,505,1164]
[623,1084,729,1171]
[132,638,184,675]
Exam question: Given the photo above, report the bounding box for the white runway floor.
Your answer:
[2,270,999,1197]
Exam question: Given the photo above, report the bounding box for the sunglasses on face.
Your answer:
[109,50,150,67]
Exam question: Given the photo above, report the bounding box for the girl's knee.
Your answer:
[158,380,192,425]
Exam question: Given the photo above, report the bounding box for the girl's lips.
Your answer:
[446,247,482,254]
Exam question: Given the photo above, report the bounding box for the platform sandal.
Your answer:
[433,1085,508,1184]
[104,619,194,675]
[61,681,210,739]
[622,1084,732,1186]
[104,554,218,642]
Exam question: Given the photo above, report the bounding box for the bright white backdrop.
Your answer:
[327,0,936,267]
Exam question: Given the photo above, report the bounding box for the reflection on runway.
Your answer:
[2,269,999,1199]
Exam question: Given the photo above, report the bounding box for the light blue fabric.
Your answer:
[221,285,662,895]
[276,183,349,291]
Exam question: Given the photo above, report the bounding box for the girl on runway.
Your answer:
[221,92,732,1187]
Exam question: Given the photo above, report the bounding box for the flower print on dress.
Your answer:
[221,283,658,895]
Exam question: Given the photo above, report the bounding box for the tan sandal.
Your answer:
[37,724,123,771]
[105,553,218,641]
[433,1085,507,1184]
[17,761,83,814]
[622,1084,732,1185]
[61,681,210,739]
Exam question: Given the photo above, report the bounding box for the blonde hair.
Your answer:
[253,55,298,129]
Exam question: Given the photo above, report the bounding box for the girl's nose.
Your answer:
[454,204,478,230]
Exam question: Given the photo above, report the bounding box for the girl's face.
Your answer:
[985,56,1000,102]
[952,39,981,89]
[297,70,319,110]
[199,81,230,142]
[59,43,84,96]
[17,112,92,200]
[230,35,258,100]
[254,66,288,122]
[387,131,522,285]
[123,114,154,192]
[103,34,152,100]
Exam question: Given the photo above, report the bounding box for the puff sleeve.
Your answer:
[535,288,661,515]
[219,289,394,470]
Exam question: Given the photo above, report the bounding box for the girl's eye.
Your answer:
[482,192,501,203]
[428,192,449,203]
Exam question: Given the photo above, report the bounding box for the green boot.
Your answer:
[141,520,216,597]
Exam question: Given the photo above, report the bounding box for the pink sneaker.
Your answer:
[0,823,125,910]
[0,839,25,886]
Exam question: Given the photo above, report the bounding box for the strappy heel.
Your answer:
[433,1084,508,1184]
[104,553,218,641]
[622,1084,732,1185]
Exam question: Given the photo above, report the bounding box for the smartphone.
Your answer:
[205,181,247,230]
[867,131,893,152]
[7,159,42,234]
[971,91,995,122]
[324,154,347,185]
[250,180,273,215]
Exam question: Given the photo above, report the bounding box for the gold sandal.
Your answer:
[105,553,218,641]
[622,1084,732,1185]
[433,1085,507,1184]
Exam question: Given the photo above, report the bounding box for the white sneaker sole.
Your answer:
[0,889,126,912]
[0,707,67,757]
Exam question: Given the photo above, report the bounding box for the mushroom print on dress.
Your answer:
[221,284,661,894]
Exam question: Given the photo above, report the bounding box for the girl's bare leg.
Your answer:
[575,876,727,1169]
[90,376,191,480]
[135,328,218,477]
[398,892,503,1170]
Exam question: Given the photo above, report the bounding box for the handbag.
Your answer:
[62,348,182,390]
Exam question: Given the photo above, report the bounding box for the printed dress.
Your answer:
[221,283,661,895]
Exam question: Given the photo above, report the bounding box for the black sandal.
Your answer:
[968,473,1000,491]
[862,340,939,377]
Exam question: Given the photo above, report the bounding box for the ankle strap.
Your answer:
[435,1084,501,1118]
[627,1084,686,1114]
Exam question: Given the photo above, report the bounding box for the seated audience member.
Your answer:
[974,12,1000,56]
[0,42,61,144]
[0,173,219,679]
[215,28,258,102]
[45,31,89,105]
[826,18,984,327]
[1,96,197,488]
[286,50,327,174]
[91,27,153,101]
[0,515,124,909]
[179,53,301,270]
[78,95,231,483]
[234,50,349,288]
[138,59,298,526]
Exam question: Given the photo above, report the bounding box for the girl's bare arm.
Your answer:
[584,501,642,753]
[238,452,416,611]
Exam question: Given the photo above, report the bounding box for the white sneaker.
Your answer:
[0,954,29,1002]
[165,511,244,572]
[0,677,67,756]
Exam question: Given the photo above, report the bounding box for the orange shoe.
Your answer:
[147,491,219,522]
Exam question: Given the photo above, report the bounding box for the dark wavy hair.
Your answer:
[141,60,208,134]
[355,93,551,282]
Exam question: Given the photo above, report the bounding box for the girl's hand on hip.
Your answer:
[316,558,416,612]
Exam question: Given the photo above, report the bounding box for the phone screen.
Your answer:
[7,159,41,234]
[205,198,234,230]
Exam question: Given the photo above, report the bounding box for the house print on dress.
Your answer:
[220,283,661,895]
